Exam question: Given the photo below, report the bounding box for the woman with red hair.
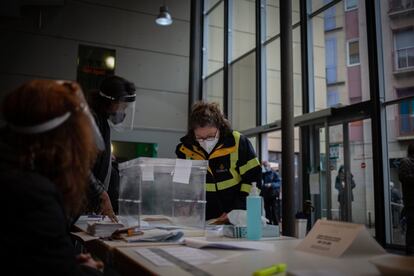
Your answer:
[0,80,104,275]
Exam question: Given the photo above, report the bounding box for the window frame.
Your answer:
[393,28,414,70]
[344,0,358,12]
[346,38,361,67]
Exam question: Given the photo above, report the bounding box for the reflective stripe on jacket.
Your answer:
[176,130,261,220]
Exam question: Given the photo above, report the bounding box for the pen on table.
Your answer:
[253,263,287,276]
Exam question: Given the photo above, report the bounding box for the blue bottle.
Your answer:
[247,182,262,240]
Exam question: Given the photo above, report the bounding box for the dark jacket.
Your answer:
[261,169,281,198]
[399,157,414,208]
[87,111,112,212]
[92,112,112,185]
[335,172,356,202]
[0,141,101,276]
[176,130,261,220]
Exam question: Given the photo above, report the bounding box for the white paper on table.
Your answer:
[135,248,174,266]
[173,159,192,184]
[295,220,385,258]
[183,238,275,251]
[135,247,219,267]
[309,173,320,195]
[142,165,154,181]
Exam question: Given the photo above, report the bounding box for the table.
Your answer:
[112,238,387,276]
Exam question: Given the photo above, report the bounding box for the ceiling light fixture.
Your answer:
[155,4,172,26]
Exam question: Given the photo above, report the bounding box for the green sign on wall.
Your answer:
[112,141,158,162]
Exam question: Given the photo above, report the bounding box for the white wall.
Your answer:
[0,0,190,158]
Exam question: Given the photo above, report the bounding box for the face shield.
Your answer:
[99,90,136,131]
[6,81,105,151]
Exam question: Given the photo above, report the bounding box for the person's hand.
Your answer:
[211,212,229,225]
[99,191,118,222]
[77,253,104,270]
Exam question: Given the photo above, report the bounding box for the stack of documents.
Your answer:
[86,220,124,238]
[122,229,183,243]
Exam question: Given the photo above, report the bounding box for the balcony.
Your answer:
[393,46,414,78]
[389,0,414,17]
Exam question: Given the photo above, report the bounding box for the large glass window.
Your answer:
[231,0,255,61]
[265,1,301,124]
[263,127,301,198]
[265,0,280,40]
[264,128,301,173]
[266,38,281,123]
[311,1,369,111]
[292,0,301,26]
[312,9,329,111]
[319,120,374,232]
[349,119,374,232]
[265,0,300,40]
[198,0,402,242]
[248,135,258,153]
[386,100,410,246]
[378,0,414,246]
[293,27,303,116]
[380,3,414,103]
[231,52,256,131]
[204,0,222,11]
[311,0,335,13]
[204,2,224,76]
[204,70,224,110]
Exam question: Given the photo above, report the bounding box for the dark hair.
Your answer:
[408,142,414,157]
[187,101,231,139]
[88,75,136,114]
[100,75,135,100]
[2,80,98,215]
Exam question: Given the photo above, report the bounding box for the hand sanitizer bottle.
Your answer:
[247,182,262,240]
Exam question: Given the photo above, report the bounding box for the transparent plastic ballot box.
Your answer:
[118,157,208,233]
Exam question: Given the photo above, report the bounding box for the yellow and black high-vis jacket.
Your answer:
[175,130,262,220]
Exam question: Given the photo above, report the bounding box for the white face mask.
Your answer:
[200,138,219,154]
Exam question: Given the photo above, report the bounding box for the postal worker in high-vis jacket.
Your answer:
[176,101,262,221]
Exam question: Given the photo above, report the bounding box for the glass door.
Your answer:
[309,119,375,236]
